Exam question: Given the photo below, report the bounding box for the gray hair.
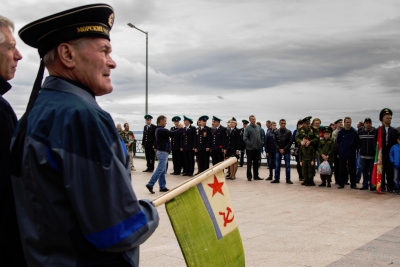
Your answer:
[43,38,87,65]
[0,15,15,44]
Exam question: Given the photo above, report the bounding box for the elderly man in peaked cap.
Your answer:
[0,14,26,266]
[10,4,158,266]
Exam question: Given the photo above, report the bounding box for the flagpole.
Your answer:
[153,157,237,207]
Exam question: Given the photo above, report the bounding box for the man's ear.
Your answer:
[57,43,76,68]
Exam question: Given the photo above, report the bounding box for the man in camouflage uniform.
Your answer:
[295,116,319,149]
[318,126,335,187]
[299,135,316,186]
[120,123,136,171]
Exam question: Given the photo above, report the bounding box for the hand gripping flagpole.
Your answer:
[153,157,237,207]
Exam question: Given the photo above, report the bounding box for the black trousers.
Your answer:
[333,152,339,183]
[339,157,356,186]
[239,150,245,166]
[144,146,155,170]
[172,149,183,174]
[198,150,210,172]
[382,154,394,190]
[211,150,224,165]
[246,149,259,179]
[183,150,195,175]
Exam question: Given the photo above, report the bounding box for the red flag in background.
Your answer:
[371,126,383,194]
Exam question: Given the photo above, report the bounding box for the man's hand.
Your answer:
[180,148,183,151]
[300,162,303,166]
[311,161,314,166]
[142,145,144,149]
[206,148,210,152]
[279,149,284,154]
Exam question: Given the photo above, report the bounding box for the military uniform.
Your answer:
[181,117,196,176]
[120,130,136,170]
[318,127,335,186]
[210,116,226,165]
[170,116,183,175]
[195,115,212,173]
[143,115,156,172]
[299,142,316,186]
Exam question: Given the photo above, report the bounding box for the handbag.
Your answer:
[318,160,331,175]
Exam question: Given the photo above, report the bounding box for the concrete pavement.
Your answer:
[131,158,400,267]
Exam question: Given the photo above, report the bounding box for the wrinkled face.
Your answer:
[0,27,22,81]
[73,38,116,96]
[124,123,129,131]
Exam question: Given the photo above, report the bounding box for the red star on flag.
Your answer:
[208,175,224,196]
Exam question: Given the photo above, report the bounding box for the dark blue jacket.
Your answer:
[336,127,359,158]
[265,128,276,154]
[0,77,27,266]
[181,125,196,151]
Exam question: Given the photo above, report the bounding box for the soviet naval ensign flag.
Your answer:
[165,169,245,266]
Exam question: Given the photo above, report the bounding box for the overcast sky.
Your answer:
[2,0,400,131]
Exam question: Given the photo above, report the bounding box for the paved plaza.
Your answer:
[131,158,400,267]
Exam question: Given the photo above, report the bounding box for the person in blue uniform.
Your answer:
[195,115,212,173]
[170,116,183,175]
[0,15,26,266]
[146,115,182,193]
[210,116,226,165]
[239,119,249,167]
[9,4,159,266]
[181,115,196,176]
[224,118,241,179]
[142,114,156,172]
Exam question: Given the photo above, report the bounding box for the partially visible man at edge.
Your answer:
[0,14,26,266]
[10,4,158,266]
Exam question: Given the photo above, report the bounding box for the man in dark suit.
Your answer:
[170,116,183,175]
[195,115,212,173]
[224,118,241,179]
[181,115,196,176]
[379,108,397,192]
[238,120,249,167]
[210,116,226,165]
[142,114,156,172]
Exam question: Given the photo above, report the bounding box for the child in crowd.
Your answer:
[300,135,316,186]
[318,126,335,187]
[389,133,400,194]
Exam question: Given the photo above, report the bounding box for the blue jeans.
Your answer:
[394,168,400,193]
[360,158,374,188]
[147,150,168,189]
[356,152,362,182]
[275,152,291,181]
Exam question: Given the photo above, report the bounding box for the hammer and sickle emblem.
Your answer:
[219,207,234,227]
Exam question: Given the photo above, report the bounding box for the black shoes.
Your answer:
[146,185,155,194]
[319,183,326,187]
[286,180,293,184]
[350,184,358,189]
[254,177,264,180]
[327,183,331,188]
[271,180,279,183]
[338,185,344,189]
[247,177,252,181]
[266,177,273,180]
[359,187,368,190]
[160,188,169,192]
[143,169,150,172]
[182,173,189,176]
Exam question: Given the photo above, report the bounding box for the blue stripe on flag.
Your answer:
[197,183,223,239]
[84,210,148,249]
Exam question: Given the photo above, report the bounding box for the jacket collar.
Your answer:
[0,76,12,96]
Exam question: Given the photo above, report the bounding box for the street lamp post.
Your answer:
[127,23,148,115]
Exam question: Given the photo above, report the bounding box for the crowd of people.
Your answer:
[121,111,400,195]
